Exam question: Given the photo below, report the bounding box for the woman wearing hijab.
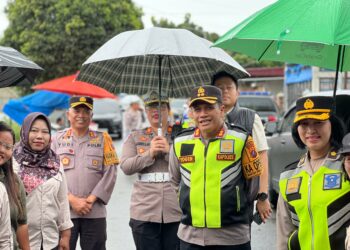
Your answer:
[276,96,350,250]
[0,121,29,250]
[13,112,73,250]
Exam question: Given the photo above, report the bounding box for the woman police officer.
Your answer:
[276,96,350,250]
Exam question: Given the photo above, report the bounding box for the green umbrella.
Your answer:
[214,0,350,97]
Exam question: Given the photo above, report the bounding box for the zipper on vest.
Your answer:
[204,144,209,227]
[308,177,315,250]
[236,185,240,212]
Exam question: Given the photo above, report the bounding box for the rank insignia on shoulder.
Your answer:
[179,155,195,164]
[323,173,341,190]
[286,177,302,195]
[328,151,338,159]
[61,157,70,167]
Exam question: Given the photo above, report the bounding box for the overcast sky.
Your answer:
[0,0,276,38]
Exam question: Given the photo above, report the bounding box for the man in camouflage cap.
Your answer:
[51,96,118,250]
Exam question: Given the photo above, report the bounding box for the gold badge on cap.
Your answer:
[304,99,314,110]
[79,97,86,102]
[197,87,205,97]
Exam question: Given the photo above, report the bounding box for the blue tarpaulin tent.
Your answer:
[2,90,70,125]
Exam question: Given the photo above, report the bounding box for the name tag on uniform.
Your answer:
[286,177,302,195]
[323,173,341,190]
[216,153,236,161]
[179,155,195,163]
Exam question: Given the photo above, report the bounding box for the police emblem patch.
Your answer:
[286,177,302,195]
[92,159,99,166]
[323,173,341,190]
[220,140,234,153]
[61,157,70,167]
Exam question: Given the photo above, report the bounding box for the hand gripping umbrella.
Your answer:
[77,27,249,135]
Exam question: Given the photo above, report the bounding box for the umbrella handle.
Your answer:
[158,128,162,136]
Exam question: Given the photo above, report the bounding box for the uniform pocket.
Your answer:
[86,148,103,171]
[56,148,75,170]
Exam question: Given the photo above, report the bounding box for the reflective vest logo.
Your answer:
[323,173,341,190]
[286,177,302,195]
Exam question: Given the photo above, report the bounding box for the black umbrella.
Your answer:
[0,46,43,88]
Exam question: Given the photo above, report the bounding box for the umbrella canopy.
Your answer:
[0,46,43,88]
[77,27,249,98]
[214,0,350,96]
[32,74,116,99]
[2,90,69,125]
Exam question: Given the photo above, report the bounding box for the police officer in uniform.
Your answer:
[120,91,182,250]
[51,96,118,250]
[277,96,349,250]
[169,85,263,250]
[212,71,271,222]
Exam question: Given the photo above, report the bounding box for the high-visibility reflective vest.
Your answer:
[174,127,250,228]
[279,152,350,250]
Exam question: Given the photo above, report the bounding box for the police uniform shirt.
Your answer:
[51,128,118,219]
[169,124,257,246]
[276,151,339,250]
[120,126,182,223]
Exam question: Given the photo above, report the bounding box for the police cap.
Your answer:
[143,90,169,105]
[70,96,93,110]
[189,85,222,107]
[294,96,333,123]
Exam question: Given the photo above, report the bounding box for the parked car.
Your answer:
[265,90,350,206]
[92,98,123,139]
[237,95,279,124]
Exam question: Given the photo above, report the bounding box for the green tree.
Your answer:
[151,13,219,42]
[151,13,282,68]
[1,0,143,94]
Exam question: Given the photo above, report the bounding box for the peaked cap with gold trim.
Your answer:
[70,96,93,110]
[189,85,222,107]
[294,96,333,123]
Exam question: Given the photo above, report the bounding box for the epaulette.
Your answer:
[284,160,300,171]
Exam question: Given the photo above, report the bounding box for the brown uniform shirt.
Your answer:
[120,126,182,223]
[51,128,118,219]
[276,152,334,250]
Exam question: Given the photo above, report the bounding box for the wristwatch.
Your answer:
[257,192,268,201]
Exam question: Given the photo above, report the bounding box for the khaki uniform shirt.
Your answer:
[51,128,118,219]
[120,126,182,223]
[0,183,12,250]
[169,125,261,246]
[276,153,330,250]
[14,160,73,250]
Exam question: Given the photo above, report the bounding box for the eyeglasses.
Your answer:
[0,141,14,151]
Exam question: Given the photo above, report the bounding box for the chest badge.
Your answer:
[286,177,302,195]
[323,173,341,190]
[61,157,70,166]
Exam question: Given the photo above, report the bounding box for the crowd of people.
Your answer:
[1,70,350,250]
